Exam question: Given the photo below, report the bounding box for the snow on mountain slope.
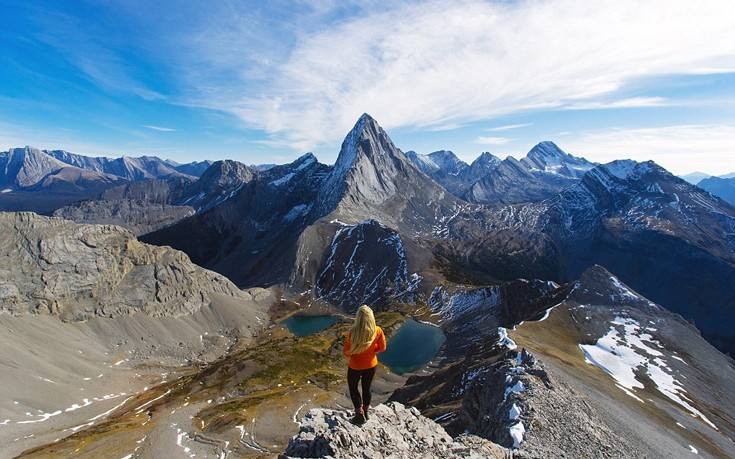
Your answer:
[426,150,468,176]
[579,315,718,431]
[315,220,420,311]
[463,142,595,205]
[546,159,735,256]
[520,141,596,178]
[405,150,441,174]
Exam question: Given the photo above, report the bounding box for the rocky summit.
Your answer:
[281,402,509,459]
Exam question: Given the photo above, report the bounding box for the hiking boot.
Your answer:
[362,406,370,421]
[350,411,365,425]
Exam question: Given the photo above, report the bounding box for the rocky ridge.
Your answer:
[0,212,253,321]
[315,219,419,311]
[459,349,642,458]
[52,199,195,236]
[141,153,331,287]
[462,141,596,205]
[281,402,509,459]
[1,146,69,189]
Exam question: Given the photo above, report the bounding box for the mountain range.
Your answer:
[2,113,734,458]
[142,114,735,356]
[0,146,210,214]
[698,175,735,206]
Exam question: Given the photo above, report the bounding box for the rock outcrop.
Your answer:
[459,350,642,459]
[0,212,253,321]
[53,199,195,236]
[281,402,509,459]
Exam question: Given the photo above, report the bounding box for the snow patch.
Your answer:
[504,380,525,401]
[283,204,311,222]
[497,327,517,350]
[609,276,640,301]
[271,172,295,186]
[429,285,503,320]
[509,421,525,449]
[580,317,718,430]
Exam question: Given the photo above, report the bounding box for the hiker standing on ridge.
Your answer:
[343,304,387,425]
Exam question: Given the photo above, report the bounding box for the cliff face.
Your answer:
[0,212,252,321]
[281,402,509,459]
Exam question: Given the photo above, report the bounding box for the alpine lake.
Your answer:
[282,314,446,374]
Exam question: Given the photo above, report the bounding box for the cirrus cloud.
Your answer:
[180,0,735,152]
[563,124,735,175]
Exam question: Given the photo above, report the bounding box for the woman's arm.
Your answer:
[343,332,351,357]
[375,327,387,353]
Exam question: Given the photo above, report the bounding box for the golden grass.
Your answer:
[18,309,411,457]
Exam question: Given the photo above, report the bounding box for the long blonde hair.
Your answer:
[347,305,377,355]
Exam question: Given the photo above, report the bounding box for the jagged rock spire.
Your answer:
[315,113,409,218]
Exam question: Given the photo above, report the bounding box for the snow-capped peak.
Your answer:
[599,160,642,180]
[521,141,596,178]
[426,150,467,175]
[528,141,566,159]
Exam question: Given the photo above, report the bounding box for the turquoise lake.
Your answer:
[380,319,446,374]
[282,314,340,337]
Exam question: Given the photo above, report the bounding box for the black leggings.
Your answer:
[347,366,376,411]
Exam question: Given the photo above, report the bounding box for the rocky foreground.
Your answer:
[281,402,509,459]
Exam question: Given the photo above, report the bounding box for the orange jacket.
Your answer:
[343,326,387,370]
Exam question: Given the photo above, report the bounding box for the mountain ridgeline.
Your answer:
[3,113,735,458]
[6,114,727,357]
[159,115,731,355]
[0,146,211,215]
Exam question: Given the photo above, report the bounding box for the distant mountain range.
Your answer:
[697,175,735,206]
[680,171,735,183]
[0,146,211,214]
[679,171,735,206]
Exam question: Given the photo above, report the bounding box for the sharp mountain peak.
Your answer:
[315,114,456,228]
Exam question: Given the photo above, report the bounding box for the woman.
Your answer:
[343,305,387,425]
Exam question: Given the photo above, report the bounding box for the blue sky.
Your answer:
[1,0,735,175]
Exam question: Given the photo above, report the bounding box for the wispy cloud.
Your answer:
[475,136,513,146]
[563,124,735,175]
[566,97,669,110]
[487,123,533,132]
[176,0,735,152]
[144,125,176,132]
[30,8,166,101]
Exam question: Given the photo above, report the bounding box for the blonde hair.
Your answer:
[347,305,377,355]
